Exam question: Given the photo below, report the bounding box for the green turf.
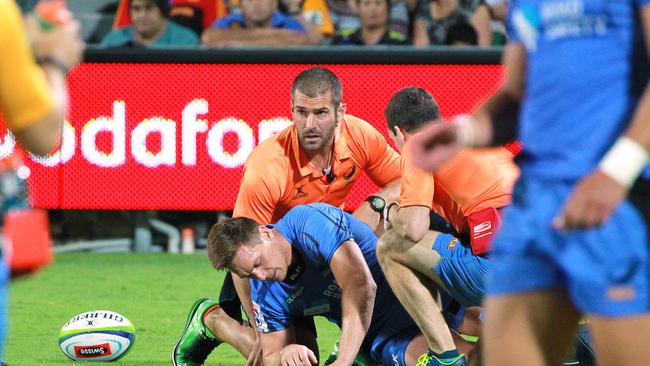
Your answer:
[7,253,340,365]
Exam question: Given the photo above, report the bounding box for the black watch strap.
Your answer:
[365,195,386,214]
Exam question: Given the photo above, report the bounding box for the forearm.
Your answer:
[471,90,520,147]
[13,64,66,156]
[353,179,400,231]
[623,84,650,150]
[337,285,376,364]
[233,274,256,325]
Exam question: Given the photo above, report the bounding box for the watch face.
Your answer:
[371,197,385,211]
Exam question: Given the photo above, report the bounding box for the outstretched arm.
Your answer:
[554,7,650,230]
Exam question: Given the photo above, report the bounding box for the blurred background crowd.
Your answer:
[18,0,509,49]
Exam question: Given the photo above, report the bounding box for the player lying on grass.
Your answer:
[183,203,475,366]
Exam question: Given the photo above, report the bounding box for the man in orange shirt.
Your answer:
[173,67,401,366]
[376,87,519,366]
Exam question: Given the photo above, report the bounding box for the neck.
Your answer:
[134,21,167,45]
[247,17,273,29]
[307,138,335,171]
[273,228,294,265]
[361,24,387,45]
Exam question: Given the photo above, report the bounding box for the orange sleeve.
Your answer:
[399,148,434,209]
[350,116,401,187]
[0,0,54,131]
[233,167,282,224]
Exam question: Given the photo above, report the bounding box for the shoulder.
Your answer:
[101,27,133,46]
[341,114,383,139]
[243,128,293,175]
[272,12,306,31]
[167,22,200,43]
[212,14,243,28]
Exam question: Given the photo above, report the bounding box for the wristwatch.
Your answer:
[365,195,386,214]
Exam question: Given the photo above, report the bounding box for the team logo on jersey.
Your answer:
[252,301,269,332]
[447,238,459,250]
[292,185,308,200]
[343,165,356,181]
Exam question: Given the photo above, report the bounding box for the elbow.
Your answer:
[359,276,377,301]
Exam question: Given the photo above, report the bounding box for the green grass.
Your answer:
[7,253,340,365]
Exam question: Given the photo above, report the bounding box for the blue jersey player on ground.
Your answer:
[203,203,474,366]
[407,0,650,365]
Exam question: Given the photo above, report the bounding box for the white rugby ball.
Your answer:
[58,310,136,362]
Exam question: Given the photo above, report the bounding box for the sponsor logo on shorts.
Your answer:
[606,286,636,301]
[447,238,459,250]
[74,343,112,358]
[473,221,493,239]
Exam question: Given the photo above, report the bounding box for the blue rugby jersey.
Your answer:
[249,203,408,341]
[507,0,650,180]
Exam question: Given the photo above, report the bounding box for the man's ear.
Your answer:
[338,103,347,120]
[395,126,407,144]
[259,225,273,242]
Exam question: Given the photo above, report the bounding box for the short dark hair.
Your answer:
[207,217,260,271]
[291,67,343,109]
[445,23,478,46]
[130,0,170,17]
[385,87,441,134]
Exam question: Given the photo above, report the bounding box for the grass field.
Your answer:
[7,253,341,365]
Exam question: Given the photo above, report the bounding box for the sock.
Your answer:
[201,304,221,340]
[430,349,461,364]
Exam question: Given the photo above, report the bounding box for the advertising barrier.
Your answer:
[2,51,505,210]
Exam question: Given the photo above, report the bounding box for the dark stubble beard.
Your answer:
[298,123,336,152]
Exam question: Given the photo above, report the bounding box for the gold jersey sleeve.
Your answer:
[0,0,54,131]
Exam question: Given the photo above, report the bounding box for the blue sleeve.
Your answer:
[638,0,650,6]
[251,282,292,333]
[282,17,306,32]
[211,17,232,29]
[505,0,520,43]
[299,204,354,264]
[100,29,129,47]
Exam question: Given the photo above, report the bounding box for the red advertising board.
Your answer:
[4,63,504,210]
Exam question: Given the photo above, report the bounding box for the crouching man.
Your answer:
[203,203,473,366]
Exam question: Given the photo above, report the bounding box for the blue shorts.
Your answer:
[366,323,421,366]
[488,176,650,316]
[432,233,490,307]
[367,292,420,366]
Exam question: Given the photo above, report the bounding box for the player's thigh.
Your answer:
[377,229,443,275]
[587,313,650,366]
[483,289,580,366]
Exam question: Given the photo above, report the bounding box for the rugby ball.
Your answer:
[58,310,136,362]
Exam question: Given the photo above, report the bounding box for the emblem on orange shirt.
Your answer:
[292,185,308,200]
[343,165,356,181]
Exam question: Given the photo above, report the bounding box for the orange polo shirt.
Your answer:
[234,114,401,224]
[400,146,519,234]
